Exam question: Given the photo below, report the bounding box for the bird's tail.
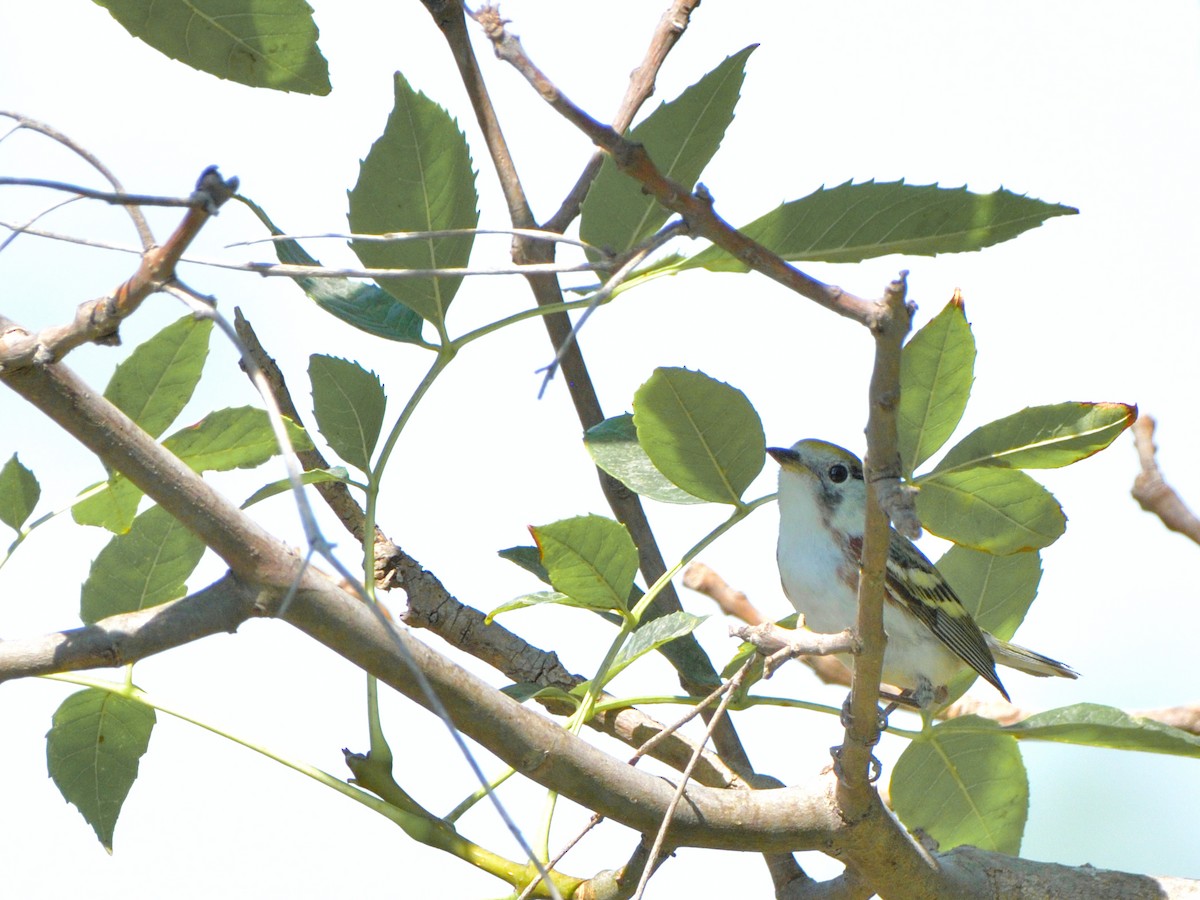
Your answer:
[985,634,1079,679]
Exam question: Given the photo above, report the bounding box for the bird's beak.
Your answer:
[767,447,798,466]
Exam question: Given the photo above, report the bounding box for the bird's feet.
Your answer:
[831,694,888,783]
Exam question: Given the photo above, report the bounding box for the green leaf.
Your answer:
[898,297,975,475]
[632,367,764,505]
[936,546,1044,707]
[72,476,144,534]
[94,0,330,94]
[936,545,1042,641]
[486,590,588,623]
[915,467,1065,554]
[0,454,39,531]
[241,467,350,509]
[104,316,212,440]
[308,356,387,473]
[584,414,704,504]
[1006,703,1200,758]
[80,505,206,623]
[497,545,551,585]
[238,197,427,345]
[501,683,580,708]
[933,402,1138,474]
[75,408,311,535]
[581,45,754,257]
[890,716,1027,855]
[47,688,156,852]
[348,72,479,326]
[683,181,1078,270]
[77,312,215,532]
[606,611,706,684]
[531,515,638,614]
[162,406,312,472]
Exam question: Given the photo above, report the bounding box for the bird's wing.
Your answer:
[882,532,1007,699]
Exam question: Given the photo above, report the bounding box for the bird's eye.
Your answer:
[828,464,849,483]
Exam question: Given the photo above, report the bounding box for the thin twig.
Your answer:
[546,0,702,233]
[0,220,143,256]
[0,196,86,254]
[0,176,200,208]
[514,812,605,900]
[536,219,687,396]
[519,670,752,900]
[632,655,757,900]
[190,257,602,280]
[171,286,562,899]
[0,111,153,248]
[0,167,238,367]
[228,227,602,254]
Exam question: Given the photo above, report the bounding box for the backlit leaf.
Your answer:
[95,0,330,94]
[891,716,1027,855]
[47,688,156,852]
[915,467,1065,554]
[683,181,1077,270]
[348,72,479,325]
[633,368,763,505]
[899,298,975,474]
[933,402,1137,473]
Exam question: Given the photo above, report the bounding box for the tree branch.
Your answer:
[545,0,703,233]
[840,273,913,795]
[470,7,875,324]
[0,167,238,366]
[1130,414,1200,545]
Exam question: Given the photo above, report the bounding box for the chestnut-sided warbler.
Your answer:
[769,439,1077,709]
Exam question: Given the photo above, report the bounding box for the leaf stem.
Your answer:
[40,673,584,898]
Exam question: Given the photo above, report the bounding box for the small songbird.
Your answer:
[769,439,1077,709]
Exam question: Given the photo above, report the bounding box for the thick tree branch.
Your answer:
[0,574,266,680]
[1,361,301,586]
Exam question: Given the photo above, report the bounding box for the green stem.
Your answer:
[451,295,607,350]
[41,673,583,898]
[364,346,455,587]
[365,672,393,769]
[629,493,776,624]
[359,347,455,765]
[568,493,777,731]
[445,766,519,824]
[535,790,559,862]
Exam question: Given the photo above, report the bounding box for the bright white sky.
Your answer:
[1,1,1198,896]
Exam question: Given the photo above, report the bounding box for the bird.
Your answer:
[769,438,1077,710]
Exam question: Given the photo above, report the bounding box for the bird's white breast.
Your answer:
[775,471,858,633]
